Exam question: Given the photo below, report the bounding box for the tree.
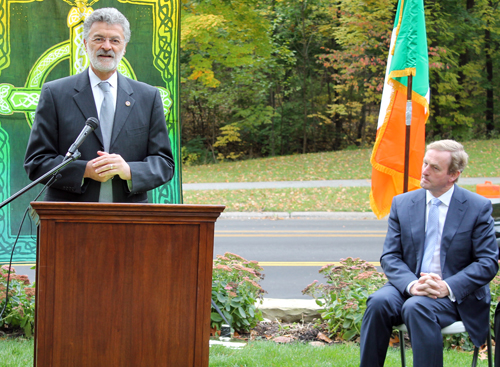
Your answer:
[318,0,394,149]
[181,0,277,161]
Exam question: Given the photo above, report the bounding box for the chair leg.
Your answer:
[399,330,406,367]
[487,326,493,367]
[472,346,479,367]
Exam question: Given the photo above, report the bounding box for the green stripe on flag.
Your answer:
[390,0,429,97]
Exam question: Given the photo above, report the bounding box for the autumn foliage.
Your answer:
[181,0,500,164]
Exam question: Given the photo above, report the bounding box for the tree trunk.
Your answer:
[485,13,494,134]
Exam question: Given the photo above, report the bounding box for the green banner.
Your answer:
[0,0,182,263]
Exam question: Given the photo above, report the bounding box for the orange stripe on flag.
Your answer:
[370,86,427,219]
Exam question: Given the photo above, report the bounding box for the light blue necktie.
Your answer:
[421,198,442,273]
[98,81,114,202]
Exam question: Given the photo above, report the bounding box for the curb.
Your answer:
[219,211,381,220]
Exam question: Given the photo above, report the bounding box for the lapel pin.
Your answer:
[125,101,131,106]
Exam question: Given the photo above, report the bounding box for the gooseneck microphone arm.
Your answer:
[0,151,81,209]
[0,117,100,209]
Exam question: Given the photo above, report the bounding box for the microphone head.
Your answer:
[86,117,99,130]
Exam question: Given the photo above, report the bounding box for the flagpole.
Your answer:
[403,75,413,193]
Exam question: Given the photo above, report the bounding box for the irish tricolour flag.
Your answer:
[370,0,430,219]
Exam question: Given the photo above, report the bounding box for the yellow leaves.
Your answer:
[189,70,204,80]
[214,125,244,161]
[214,125,242,147]
[181,14,227,42]
[188,69,220,88]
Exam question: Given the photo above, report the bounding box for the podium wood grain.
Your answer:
[30,202,224,367]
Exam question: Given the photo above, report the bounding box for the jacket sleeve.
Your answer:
[126,88,175,194]
[444,199,499,304]
[24,83,89,194]
[380,196,420,295]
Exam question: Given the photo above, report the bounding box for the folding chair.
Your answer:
[394,321,492,367]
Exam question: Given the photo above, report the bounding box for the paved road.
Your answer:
[214,217,387,299]
[14,216,387,299]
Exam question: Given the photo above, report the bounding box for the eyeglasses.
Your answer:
[90,37,123,46]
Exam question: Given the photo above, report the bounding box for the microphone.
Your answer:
[65,117,99,157]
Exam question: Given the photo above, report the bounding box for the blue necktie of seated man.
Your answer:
[421,197,442,274]
[98,81,114,202]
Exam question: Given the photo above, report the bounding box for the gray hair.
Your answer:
[427,139,468,182]
[83,8,131,43]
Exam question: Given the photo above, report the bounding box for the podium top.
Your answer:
[30,202,226,224]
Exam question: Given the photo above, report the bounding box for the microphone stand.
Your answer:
[0,150,82,209]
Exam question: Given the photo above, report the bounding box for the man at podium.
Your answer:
[24,7,174,203]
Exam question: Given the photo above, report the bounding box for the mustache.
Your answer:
[97,50,115,57]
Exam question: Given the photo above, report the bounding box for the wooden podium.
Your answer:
[30,202,225,367]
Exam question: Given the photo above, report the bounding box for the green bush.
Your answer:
[0,265,36,337]
[302,257,387,341]
[211,252,265,333]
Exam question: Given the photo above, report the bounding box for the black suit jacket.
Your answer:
[24,70,174,202]
[381,185,499,346]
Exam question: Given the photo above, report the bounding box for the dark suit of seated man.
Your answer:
[360,140,498,367]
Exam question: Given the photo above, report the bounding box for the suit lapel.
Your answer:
[111,73,135,148]
[409,190,427,273]
[73,70,103,146]
[440,185,468,268]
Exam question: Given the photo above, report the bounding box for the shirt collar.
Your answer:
[426,185,454,207]
[88,68,118,89]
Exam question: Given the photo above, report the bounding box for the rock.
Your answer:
[273,336,294,343]
[256,298,321,323]
[309,341,326,347]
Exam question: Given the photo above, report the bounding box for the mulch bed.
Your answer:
[212,320,349,346]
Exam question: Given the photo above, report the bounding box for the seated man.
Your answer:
[360,140,498,367]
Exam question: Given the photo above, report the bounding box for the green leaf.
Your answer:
[217,293,227,303]
[238,306,247,318]
[343,329,358,341]
[211,312,223,322]
[343,319,353,329]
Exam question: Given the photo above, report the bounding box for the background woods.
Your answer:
[180,0,500,164]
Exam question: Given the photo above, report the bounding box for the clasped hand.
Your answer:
[84,151,131,182]
[410,272,450,299]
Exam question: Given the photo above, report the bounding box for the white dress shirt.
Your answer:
[425,186,454,277]
[86,69,132,191]
[407,186,456,301]
[89,68,118,119]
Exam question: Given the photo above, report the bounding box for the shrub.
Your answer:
[211,252,265,333]
[0,265,36,337]
[302,257,387,341]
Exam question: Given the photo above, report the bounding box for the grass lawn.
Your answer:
[0,338,492,367]
[182,139,500,184]
[184,184,478,213]
[182,140,500,212]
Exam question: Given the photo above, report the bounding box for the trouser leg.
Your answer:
[360,284,405,367]
[402,295,459,367]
